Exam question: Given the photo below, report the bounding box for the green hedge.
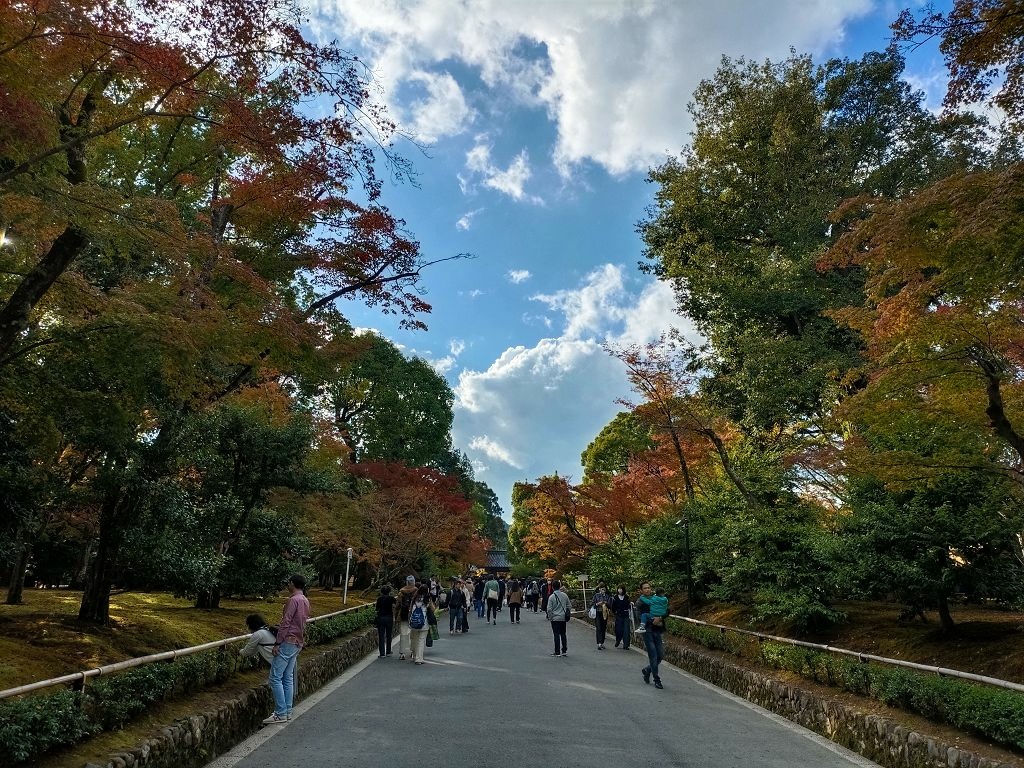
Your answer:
[667,618,1024,751]
[0,605,375,765]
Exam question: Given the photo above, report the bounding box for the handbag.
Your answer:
[425,630,433,647]
[486,588,498,600]
[588,606,597,619]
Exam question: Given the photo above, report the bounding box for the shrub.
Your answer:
[671,622,1024,751]
[0,605,374,764]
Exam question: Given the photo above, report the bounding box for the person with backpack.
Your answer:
[408,585,431,665]
[447,578,468,634]
[395,575,419,660]
[374,585,397,657]
[263,574,310,725]
[507,579,522,624]
[240,614,277,665]
[525,579,538,612]
[545,580,571,656]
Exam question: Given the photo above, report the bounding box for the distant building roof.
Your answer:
[485,549,511,571]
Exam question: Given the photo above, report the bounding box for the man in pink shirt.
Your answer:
[263,574,310,724]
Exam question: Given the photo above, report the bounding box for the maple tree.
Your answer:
[348,462,476,587]
[893,0,1024,126]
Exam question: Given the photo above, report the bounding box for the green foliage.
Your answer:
[580,411,655,482]
[671,620,1024,750]
[0,690,95,764]
[0,606,375,764]
[838,475,1024,627]
[702,495,844,633]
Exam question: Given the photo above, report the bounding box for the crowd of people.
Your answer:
[243,572,672,725]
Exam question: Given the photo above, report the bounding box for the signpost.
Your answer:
[577,573,589,613]
[343,547,354,605]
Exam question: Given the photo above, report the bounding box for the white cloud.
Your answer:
[463,143,542,202]
[405,70,475,143]
[452,265,696,513]
[468,434,523,469]
[456,207,484,230]
[449,338,466,356]
[309,0,873,176]
[506,269,532,284]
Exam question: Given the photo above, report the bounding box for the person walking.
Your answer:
[408,585,431,665]
[483,573,500,625]
[448,578,467,634]
[610,585,632,650]
[263,574,310,724]
[473,577,486,618]
[540,578,553,612]
[590,582,611,650]
[635,582,667,689]
[461,579,473,632]
[374,585,396,657]
[525,579,538,612]
[497,577,506,612]
[545,580,570,656]
[507,579,522,624]
[396,575,418,660]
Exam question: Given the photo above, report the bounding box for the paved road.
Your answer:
[208,606,879,768]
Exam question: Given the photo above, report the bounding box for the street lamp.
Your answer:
[343,547,354,605]
[675,517,692,617]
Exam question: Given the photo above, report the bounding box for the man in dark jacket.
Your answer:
[448,578,468,634]
[473,577,485,618]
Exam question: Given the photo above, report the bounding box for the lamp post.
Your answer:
[343,547,354,605]
[675,517,692,617]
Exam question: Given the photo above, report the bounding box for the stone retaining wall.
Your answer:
[84,628,377,768]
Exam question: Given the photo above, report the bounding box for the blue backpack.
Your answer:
[410,603,426,629]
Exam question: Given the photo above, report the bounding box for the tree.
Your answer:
[321,333,455,467]
[0,0,462,623]
[893,0,1024,127]
[639,49,986,436]
[350,462,475,587]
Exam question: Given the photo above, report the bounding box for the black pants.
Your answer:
[509,603,520,622]
[462,609,470,632]
[614,612,630,648]
[376,616,393,656]
[486,598,499,621]
[551,620,567,654]
[595,613,608,646]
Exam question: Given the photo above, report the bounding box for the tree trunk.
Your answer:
[78,526,118,624]
[5,530,31,605]
[195,585,221,609]
[0,226,89,362]
[937,593,955,632]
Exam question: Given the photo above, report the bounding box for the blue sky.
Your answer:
[305,0,950,520]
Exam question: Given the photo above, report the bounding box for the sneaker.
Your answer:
[399,654,406,660]
[615,641,621,648]
[598,645,604,650]
[386,651,393,656]
[634,626,647,634]
[654,680,664,689]
[493,620,496,625]
[262,713,287,725]
[642,667,651,685]
[550,652,560,656]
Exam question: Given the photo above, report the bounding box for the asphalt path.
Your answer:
[207,606,879,768]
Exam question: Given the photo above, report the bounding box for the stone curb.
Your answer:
[83,627,378,768]
[579,614,1013,768]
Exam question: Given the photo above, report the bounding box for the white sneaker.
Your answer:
[262,713,287,725]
